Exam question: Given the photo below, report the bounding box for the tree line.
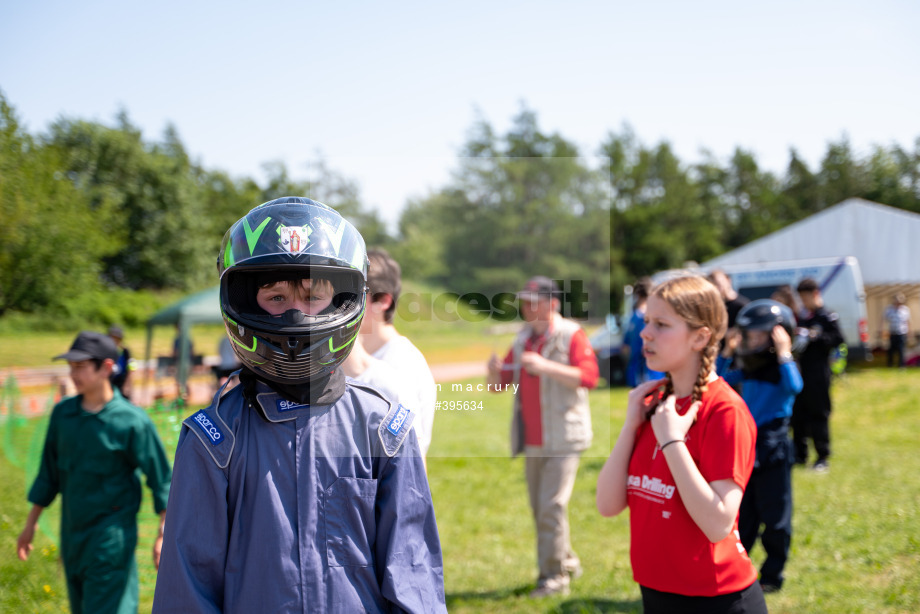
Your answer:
[2,90,919,326]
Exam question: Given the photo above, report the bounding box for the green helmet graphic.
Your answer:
[218,197,368,384]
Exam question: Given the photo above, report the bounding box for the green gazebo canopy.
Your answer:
[144,286,223,396]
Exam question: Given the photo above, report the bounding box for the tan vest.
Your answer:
[509,316,593,456]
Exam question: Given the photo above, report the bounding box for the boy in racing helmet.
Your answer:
[153,197,446,613]
[717,299,803,594]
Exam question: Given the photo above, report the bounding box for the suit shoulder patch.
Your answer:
[378,403,415,458]
[183,405,235,469]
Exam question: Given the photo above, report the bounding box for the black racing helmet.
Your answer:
[217,197,368,385]
[735,299,796,372]
[736,299,795,336]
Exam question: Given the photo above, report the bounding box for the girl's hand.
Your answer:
[772,325,792,356]
[625,378,666,430]
[650,395,700,444]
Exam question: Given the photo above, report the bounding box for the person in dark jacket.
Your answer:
[791,278,844,472]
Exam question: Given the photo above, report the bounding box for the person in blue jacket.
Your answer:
[623,277,663,387]
[153,197,446,613]
[718,299,803,594]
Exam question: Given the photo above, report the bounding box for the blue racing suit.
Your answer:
[153,378,446,613]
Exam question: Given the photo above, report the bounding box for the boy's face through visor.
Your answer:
[742,328,771,353]
[257,278,335,316]
[225,267,363,329]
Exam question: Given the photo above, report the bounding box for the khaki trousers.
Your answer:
[524,446,582,584]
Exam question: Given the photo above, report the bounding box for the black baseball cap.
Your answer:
[54,331,119,362]
[516,276,561,300]
[107,325,124,339]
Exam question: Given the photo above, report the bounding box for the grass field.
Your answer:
[2,368,919,613]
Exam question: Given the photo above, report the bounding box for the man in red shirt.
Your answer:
[487,276,599,597]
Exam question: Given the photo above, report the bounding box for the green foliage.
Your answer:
[258,158,393,247]
[46,116,214,289]
[402,105,612,318]
[607,128,724,280]
[392,105,920,318]
[389,198,449,280]
[60,287,178,329]
[862,141,920,213]
[0,93,120,317]
[597,125,920,312]
[194,168,265,270]
[0,94,391,326]
[0,288,180,338]
[4,89,920,326]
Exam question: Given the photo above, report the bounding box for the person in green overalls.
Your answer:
[16,330,172,614]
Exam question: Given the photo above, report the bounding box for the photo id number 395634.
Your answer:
[435,400,484,411]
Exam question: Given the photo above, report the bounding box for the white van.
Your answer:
[649,256,871,362]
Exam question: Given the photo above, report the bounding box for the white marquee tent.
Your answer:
[705,198,920,345]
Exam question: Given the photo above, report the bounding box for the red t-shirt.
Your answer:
[500,325,599,446]
[626,377,758,596]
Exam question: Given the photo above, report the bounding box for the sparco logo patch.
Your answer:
[387,405,410,436]
[192,411,223,445]
[276,399,309,412]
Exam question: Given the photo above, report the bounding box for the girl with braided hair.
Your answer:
[597,276,767,614]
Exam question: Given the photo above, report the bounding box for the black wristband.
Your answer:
[659,439,684,451]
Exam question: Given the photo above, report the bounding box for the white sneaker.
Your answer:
[529,578,570,598]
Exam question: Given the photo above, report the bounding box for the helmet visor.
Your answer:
[225,266,365,334]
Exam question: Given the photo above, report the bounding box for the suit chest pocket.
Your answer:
[324,477,377,567]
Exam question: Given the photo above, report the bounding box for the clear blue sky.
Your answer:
[2,0,918,230]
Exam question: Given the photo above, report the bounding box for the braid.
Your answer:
[662,374,674,401]
[693,344,717,403]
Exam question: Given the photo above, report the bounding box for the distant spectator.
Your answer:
[108,325,135,400]
[622,277,664,387]
[881,293,910,368]
[171,325,194,364]
[487,276,599,598]
[212,336,242,388]
[708,269,750,331]
[359,248,437,460]
[343,334,410,407]
[792,278,844,472]
[709,269,750,389]
[770,285,799,322]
